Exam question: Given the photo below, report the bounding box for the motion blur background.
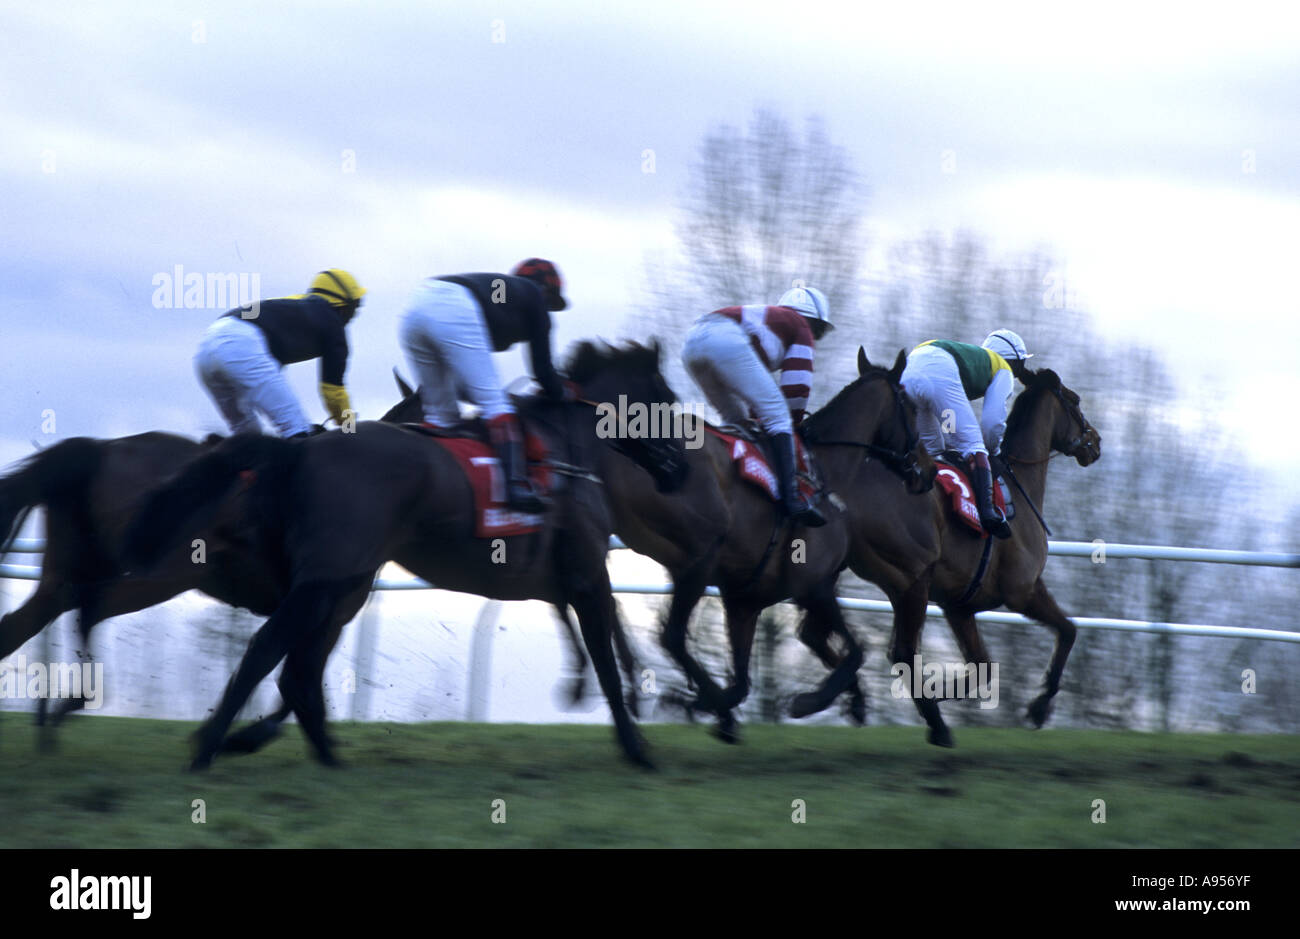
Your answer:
[2,1,1296,734]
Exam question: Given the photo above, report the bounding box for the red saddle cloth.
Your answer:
[705,426,817,503]
[424,425,552,538]
[934,460,1009,536]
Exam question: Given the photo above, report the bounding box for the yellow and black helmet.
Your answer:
[308,269,366,309]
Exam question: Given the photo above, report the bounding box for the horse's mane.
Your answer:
[1004,368,1064,441]
[801,361,894,438]
[564,340,659,385]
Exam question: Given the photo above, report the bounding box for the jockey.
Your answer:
[399,258,569,514]
[900,329,1033,539]
[195,269,365,438]
[682,285,832,528]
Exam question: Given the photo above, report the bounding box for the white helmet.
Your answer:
[778,285,832,333]
[983,328,1032,363]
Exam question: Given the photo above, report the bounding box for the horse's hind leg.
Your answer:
[789,586,865,721]
[191,580,338,771]
[712,594,759,744]
[659,559,727,719]
[287,575,371,766]
[1017,577,1077,728]
[571,573,650,769]
[553,604,590,709]
[0,584,68,661]
[221,599,355,758]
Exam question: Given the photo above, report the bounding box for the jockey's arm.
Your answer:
[981,367,1014,455]
[527,308,565,400]
[779,337,814,425]
[318,321,352,423]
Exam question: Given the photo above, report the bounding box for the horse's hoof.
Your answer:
[712,714,741,745]
[220,720,283,754]
[927,726,955,748]
[789,692,821,719]
[37,728,58,755]
[1027,696,1052,728]
[847,694,868,727]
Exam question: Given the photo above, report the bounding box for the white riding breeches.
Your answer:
[900,343,988,458]
[194,316,312,437]
[400,278,511,427]
[682,313,792,436]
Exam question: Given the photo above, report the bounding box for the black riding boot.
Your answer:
[772,432,826,528]
[489,420,547,514]
[972,462,1011,539]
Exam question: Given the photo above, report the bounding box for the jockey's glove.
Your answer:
[319,382,353,424]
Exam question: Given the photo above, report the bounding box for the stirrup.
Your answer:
[506,481,548,514]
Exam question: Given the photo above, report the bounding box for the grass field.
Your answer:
[1,715,1296,848]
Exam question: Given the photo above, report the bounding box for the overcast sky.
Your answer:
[2,1,1297,504]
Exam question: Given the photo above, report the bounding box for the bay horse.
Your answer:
[123,341,688,770]
[0,432,286,738]
[594,347,934,739]
[801,365,1101,745]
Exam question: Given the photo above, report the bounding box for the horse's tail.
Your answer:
[0,437,104,553]
[123,433,299,572]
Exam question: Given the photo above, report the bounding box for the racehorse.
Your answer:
[123,341,688,769]
[0,432,287,739]
[798,365,1101,745]
[592,347,933,739]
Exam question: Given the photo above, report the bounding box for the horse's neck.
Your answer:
[1003,394,1056,505]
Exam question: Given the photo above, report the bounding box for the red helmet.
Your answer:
[511,258,567,311]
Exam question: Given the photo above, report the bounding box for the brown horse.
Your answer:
[0,432,288,737]
[801,365,1101,745]
[123,341,688,769]
[597,347,934,739]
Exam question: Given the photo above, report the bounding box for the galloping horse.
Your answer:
[801,365,1101,745]
[596,348,933,739]
[123,342,688,769]
[0,433,286,737]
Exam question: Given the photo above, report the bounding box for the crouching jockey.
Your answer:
[900,329,1033,539]
[195,269,365,438]
[682,285,833,527]
[399,259,569,513]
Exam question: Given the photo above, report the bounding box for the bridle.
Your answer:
[1006,384,1098,466]
[802,373,927,488]
[567,381,689,488]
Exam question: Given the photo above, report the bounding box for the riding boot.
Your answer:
[771,432,827,528]
[488,414,547,514]
[972,460,1011,539]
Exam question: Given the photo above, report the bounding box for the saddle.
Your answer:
[706,423,822,505]
[933,452,1014,536]
[401,418,552,537]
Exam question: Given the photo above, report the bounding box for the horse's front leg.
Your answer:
[1016,577,1077,728]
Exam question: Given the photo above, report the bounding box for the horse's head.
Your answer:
[564,339,690,493]
[1014,368,1101,467]
[801,346,936,494]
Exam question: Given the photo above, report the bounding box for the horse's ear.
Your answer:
[890,348,907,382]
[857,347,870,376]
[650,337,663,366]
[394,368,415,398]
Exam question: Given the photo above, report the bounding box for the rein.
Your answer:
[802,373,921,483]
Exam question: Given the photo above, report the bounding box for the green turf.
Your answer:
[1,715,1296,847]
